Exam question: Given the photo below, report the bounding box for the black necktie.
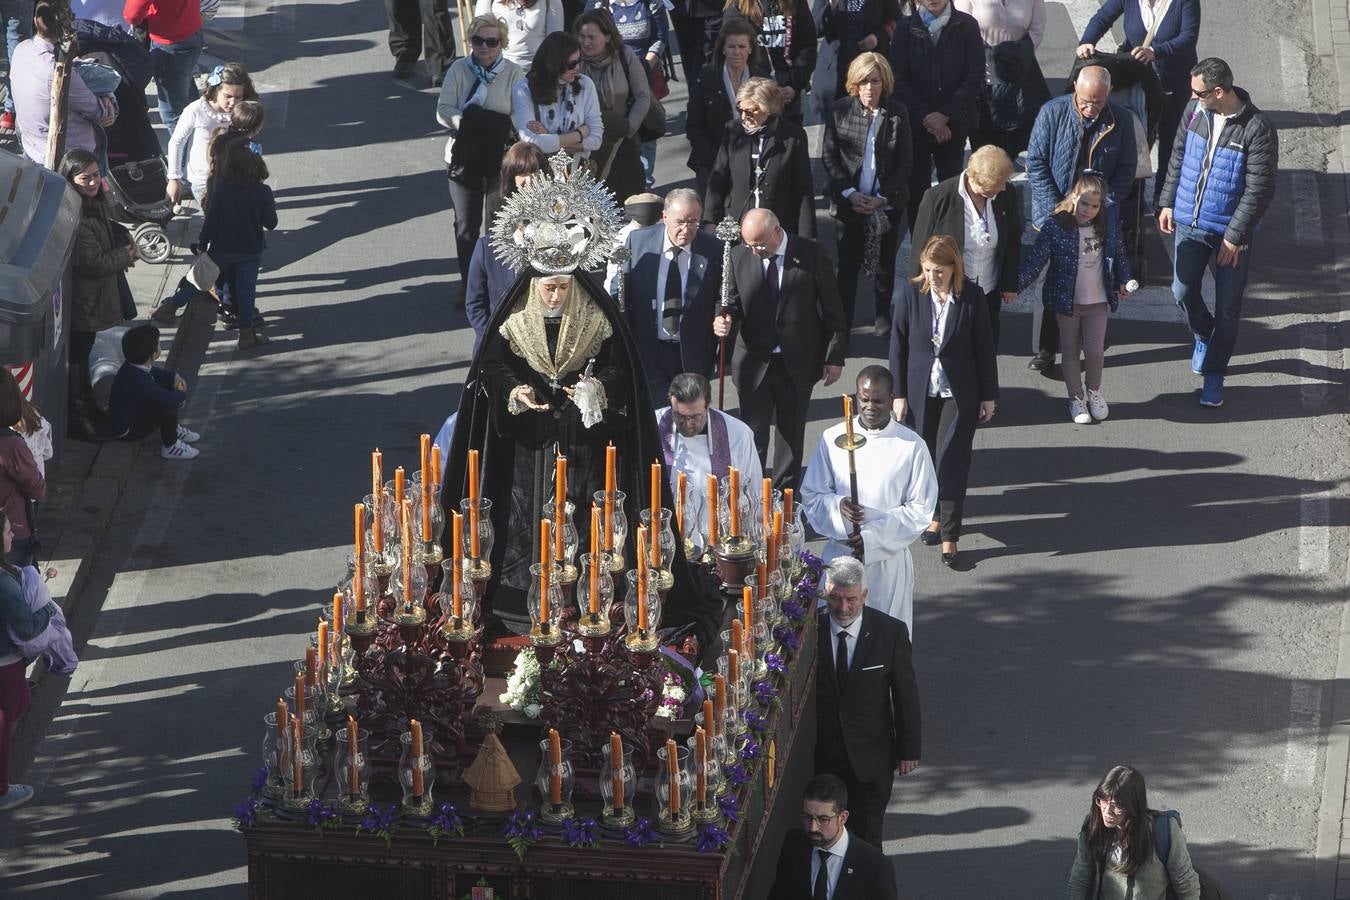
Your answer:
[663,247,683,337]
[765,255,780,309]
[813,848,830,900]
[835,631,849,688]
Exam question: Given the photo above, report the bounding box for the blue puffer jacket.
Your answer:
[1026,94,1137,226]
[1158,88,1279,246]
[1016,201,1131,315]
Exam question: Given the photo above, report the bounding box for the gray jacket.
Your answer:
[1066,814,1200,900]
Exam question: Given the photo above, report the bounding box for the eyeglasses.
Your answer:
[801,812,840,827]
[666,218,700,227]
[672,411,707,424]
[470,35,500,47]
[564,57,581,70]
[1095,796,1125,814]
[1191,86,1217,98]
[737,106,763,117]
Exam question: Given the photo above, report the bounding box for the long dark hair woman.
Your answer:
[511,31,604,160]
[575,8,650,203]
[61,148,137,441]
[1067,766,1201,900]
[889,234,997,569]
[685,16,767,198]
[821,52,912,335]
[703,75,815,236]
[722,0,815,122]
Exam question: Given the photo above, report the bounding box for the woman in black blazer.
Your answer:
[822,52,912,335]
[909,145,1021,350]
[890,234,998,567]
[685,17,768,199]
[703,75,816,237]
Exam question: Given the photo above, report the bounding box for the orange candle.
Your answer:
[604,444,616,552]
[420,435,432,535]
[394,466,406,510]
[666,737,680,815]
[304,646,316,688]
[293,673,305,725]
[554,455,567,560]
[728,467,740,536]
[650,460,660,524]
[782,487,793,523]
[761,476,772,537]
[468,449,481,558]
[451,512,463,619]
[703,697,716,741]
[410,719,425,796]
[695,726,707,806]
[291,713,303,795]
[539,518,552,625]
[371,450,384,554]
[353,504,366,611]
[332,591,344,639]
[675,471,686,538]
[707,474,719,546]
[610,732,625,808]
[401,499,413,605]
[316,621,328,678]
[605,443,616,495]
[636,526,648,632]
[276,697,288,737]
[755,562,767,600]
[548,727,562,805]
[844,394,855,442]
[712,675,726,733]
[430,444,442,492]
[770,510,783,576]
[742,587,754,650]
[589,504,600,615]
[347,714,360,796]
[731,618,742,662]
[728,648,739,692]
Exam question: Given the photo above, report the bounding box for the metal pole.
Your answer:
[714,217,739,409]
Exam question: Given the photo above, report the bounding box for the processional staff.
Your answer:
[714,216,739,409]
[835,395,866,562]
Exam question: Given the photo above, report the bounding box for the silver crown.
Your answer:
[489,150,625,275]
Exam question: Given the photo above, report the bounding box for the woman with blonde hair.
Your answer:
[822,52,912,335]
[889,234,997,568]
[703,75,815,235]
[909,144,1022,349]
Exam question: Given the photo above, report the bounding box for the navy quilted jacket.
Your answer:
[1025,94,1137,226]
[1016,201,1131,315]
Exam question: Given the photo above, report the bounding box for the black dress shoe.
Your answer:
[920,528,940,546]
[941,549,958,568]
[393,57,417,79]
[1027,351,1052,372]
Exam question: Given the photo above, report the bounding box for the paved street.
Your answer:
[0,0,1345,896]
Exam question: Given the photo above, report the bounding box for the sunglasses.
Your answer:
[470,35,500,47]
[1191,86,1217,98]
[738,106,762,117]
[565,57,581,70]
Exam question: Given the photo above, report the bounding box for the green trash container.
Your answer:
[0,152,82,462]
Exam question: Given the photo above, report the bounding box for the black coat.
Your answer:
[768,828,898,900]
[725,236,848,392]
[704,117,817,236]
[619,224,724,377]
[888,8,985,138]
[815,607,921,786]
[909,174,1023,295]
[685,62,771,172]
[821,0,900,82]
[821,95,913,222]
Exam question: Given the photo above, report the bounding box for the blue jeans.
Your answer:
[149,30,203,135]
[213,251,262,328]
[1172,222,1253,376]
[1,0,33,114]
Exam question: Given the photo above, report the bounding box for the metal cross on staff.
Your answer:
[610,244,632,313]
[714,216,739,409]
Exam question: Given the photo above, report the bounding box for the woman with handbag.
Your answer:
[722,0,815,123]
[512,32,604,162]
[1067,766,1201,900]
[685,16,766,198]
[438,14,525,306]
[575,9,650,203]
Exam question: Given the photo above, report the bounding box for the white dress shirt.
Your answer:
[956,174,1000,291]
[1138,0,1172,33]
[827,614,863,671]
[809,827,851,899]
[927,291,955,398]
[655,233,691,342]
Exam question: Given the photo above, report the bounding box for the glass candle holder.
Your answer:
[593,489,628,572]
[654,743,693,835]
[718,475,758,549]
[527,562,564,646]
[694,709,735,771]
[388,545,429,625]
[687,732,726,820]
[715,649,753,713]
[284,682,325,745]
[412,484,445,564]
[335,725,370,815]
[459,497,495,579]
[681,487,707,561]
[363,490,398,571]
[541,499,579,584]
[622,569,662,651]
[744,569,783,619]
[535,737,575,823]
[639,508,676,591]
[785,521,805,579]
[399,730,435,816]
[599,740,636,827]
[261,712,289,799]
[436,558,478,639]
[279,723,319,810]
[576,551,615,636]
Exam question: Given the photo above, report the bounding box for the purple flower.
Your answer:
[360,803,397,833]
[743,709,769,733]
[718,793,741,824]
[502,809,543,842]
[695,822,733,853]
[427,802,464,838]
[773,624,802,651]
[234,797,257,828]
[561,816,600,848]
[781,598,807,623]
[623,816,660,848]
[725,762,753,786]
[250,766,269,794]
[800,549,824,575]
[752,681,777,706]
[740,738,763,760]
[765,652,786,675]
[306,798,338,828]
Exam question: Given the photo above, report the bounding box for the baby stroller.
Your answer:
[75,19,174,263]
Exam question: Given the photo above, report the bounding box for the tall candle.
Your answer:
[394,466,406,510]
[636,526,648,632]
[649,460,660,527]
[783,488,793,523]
[695,726,707,806]
[605,443,616,496]
[761,476,772,537]
[420,435,432,537]
[347,714,360,797]
[410,719,425,797]
[304,646,316,688]
[728,648,739,693]
[276,697,288,739]
[703,697,717,743]
[451,512,463,619]
[610,732,625,809]
[293,673,305,725]
[291,713,303,796]
[675,471,686,538]
[666,737,680,816]
[371,450,384,554]
[316,622,329,679]
[468,449,481,558]
[743,585,754,661]
[604,444,616,552]
[707,474,719,546]
[713,675,726,734]
[548,727,562,805]
[844,394,855,442]
[589,504,600,615]
[755,562,767,600]
[401,499,413,606]
[770,510,783,576]
[728,467,740,536]
[554,455,567,560]
[353,504,367,611]
[332,591,344,640]
[731,619,743,665]
[431,444,442,492]
[539,518,552,626]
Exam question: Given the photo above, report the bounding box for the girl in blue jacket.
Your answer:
[1018,174,1132,424]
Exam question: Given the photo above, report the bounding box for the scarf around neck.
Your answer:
[919,4,951,38]
[469,54,504,86]
[499,280,613,384]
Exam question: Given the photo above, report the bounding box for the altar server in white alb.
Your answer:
[656,372,763,542]
[801,365,937,634]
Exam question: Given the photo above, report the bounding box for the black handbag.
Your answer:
[448,103,515,187]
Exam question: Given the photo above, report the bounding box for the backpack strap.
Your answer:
[1153,810,1181,867]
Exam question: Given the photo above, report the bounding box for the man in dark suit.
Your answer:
[768,774,898,900]
[618,189,724,403]
[713,209,848,492]
[815,555,921,848]
[465,235,518,354]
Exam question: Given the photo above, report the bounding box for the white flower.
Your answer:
[654,706,674,719]
[666,685,687,702]
[523,703,542,719]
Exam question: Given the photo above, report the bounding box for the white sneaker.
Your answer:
[1069,398,1092,424]
[161,439,200,460]
[176,425,200,443]
[1086,389,1109,421]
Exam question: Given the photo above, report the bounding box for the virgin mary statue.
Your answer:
[443,154,722,646]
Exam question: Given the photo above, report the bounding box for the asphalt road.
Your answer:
[0,0,1345,897]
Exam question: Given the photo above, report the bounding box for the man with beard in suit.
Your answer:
[712,208,848,492]
[768,773,898,899]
